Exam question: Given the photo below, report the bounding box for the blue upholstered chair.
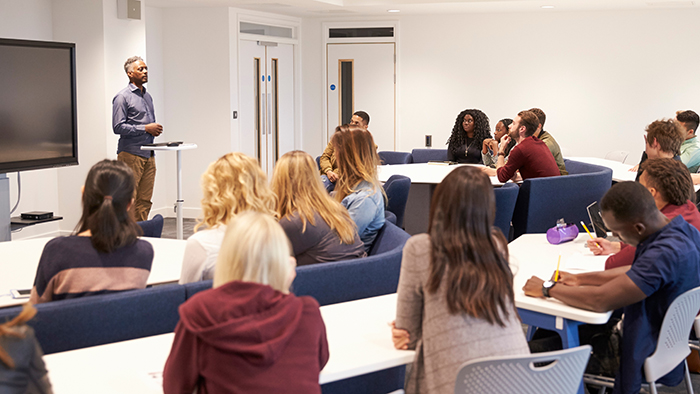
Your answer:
[0,284,186,354]
[292,221,410,306]
[410,148,448,163]
[183,279,213,299]
[385,210,397,225]
[316,155,321,170]
[493,182,519,240]
[511,160,613,238]
[378,151,413,165]
[383,175,411,228]
[137,214,164,238]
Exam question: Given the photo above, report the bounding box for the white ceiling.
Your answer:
[147,0,697,17]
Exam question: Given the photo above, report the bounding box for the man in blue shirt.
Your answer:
[523,181,700,394]
[112,56,162,221]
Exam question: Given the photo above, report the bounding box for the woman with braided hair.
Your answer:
[446,109,492,164]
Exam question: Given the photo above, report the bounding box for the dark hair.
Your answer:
[517,110,540,138]
[76,160,142,253]
[446,109,492,158]
[676,110,699,135]
[645,119,685,155]
[427,166,515,327]
[353,110,370,126]
[640,158,695,206]
[499,118,513,130]
[528,108,546,128]
[600,181,658,224]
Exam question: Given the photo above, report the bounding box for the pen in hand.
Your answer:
[580,221,600,249]
[554,255,561,282]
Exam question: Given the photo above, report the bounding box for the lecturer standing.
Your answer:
[112,56,162,221]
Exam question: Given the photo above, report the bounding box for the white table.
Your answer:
[143,143,197,240]
[43,293,413,393]
[0,236,186,308]
[509,233,612,348]
[566,156,635,182]
[378,163,506,235]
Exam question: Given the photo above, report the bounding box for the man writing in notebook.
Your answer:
[523,181,700,394]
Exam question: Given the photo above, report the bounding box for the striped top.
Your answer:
[395,234,529,394]
[30,236,153,304]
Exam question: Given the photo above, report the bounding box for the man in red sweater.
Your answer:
[482,110,560,183]
[588,158,700,269]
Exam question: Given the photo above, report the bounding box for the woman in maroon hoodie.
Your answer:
[163,211,329,394]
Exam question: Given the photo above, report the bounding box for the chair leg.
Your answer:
[684,360,694,394]
[649,381,658,394]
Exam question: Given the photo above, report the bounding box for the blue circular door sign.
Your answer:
[330,84,336,91]
[268,75,271,81]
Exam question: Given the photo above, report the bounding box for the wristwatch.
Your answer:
[542,280,557,298]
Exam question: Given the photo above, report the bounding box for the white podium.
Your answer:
[142,143,197,239]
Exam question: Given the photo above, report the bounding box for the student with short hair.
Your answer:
[163,212,329,394]
[30,160,153,304]
[0,303,52,394]
[271,150,365,265]
[588,158,700,269]
[528,107,568,175]
[523,181,700,394]
[633,118,685,181]
[392,166,529,394]
[677,110,700,172]
[331,124,386,251]
[482,110,560,182]
[179,152,276,284]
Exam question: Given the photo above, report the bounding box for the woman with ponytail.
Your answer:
[30,160,153,304]
[0,303,52,393]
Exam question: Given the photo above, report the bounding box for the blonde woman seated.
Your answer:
[271,151,365,266]
[179,152,276,284]
[164,211,329,394]
[332,124,386,251]
[0,304,52,394]
[392,166,528,394]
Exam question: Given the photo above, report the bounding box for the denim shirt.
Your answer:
[341,181,385,252]
[112,83,156,158]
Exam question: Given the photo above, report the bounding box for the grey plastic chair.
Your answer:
[454,345,591,394]
[585,286,700,394]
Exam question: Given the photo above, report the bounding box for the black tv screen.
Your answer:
[0,38,78,173]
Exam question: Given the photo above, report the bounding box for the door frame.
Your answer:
[236,11,301,154]
[322,20,401,150]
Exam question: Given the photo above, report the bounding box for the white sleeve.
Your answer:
[179,237,208,284]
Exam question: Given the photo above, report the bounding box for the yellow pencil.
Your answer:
[580,221,600,248]
[554,255,561,282]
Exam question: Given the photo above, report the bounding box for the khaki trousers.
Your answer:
[118,151,156,222]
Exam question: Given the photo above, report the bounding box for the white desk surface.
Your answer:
[509,233,612,325]
[43,293,413,393]
[566,156,635,182]
[0,237,186,308]
[378,163,505,185]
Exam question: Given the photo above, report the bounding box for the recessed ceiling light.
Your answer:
[541,5,555,8]
[387,9,400,13]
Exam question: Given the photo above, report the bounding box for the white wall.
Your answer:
[301,9,700,163]
[160,7,233,219]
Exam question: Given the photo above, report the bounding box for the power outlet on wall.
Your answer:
[425,135,432,147]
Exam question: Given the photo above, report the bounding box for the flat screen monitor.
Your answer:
[0,38,78,173]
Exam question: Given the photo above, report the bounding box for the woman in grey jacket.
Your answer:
[392,166,529,394]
